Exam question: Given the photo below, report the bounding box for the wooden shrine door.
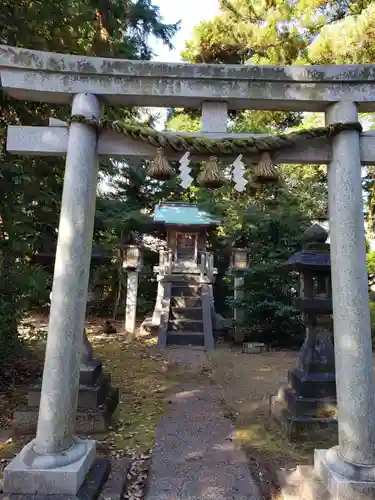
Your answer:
[176,233,197,263]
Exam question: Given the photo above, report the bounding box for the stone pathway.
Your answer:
[146,347,262,500]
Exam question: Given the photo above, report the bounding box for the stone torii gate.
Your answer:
[1,45,375,499]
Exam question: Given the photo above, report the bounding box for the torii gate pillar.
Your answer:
[4,93,101,495]
[315,101,375,498]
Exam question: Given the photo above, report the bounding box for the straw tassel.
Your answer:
[147,148,175,181]
[253,152,279,183]
[198,156,225,188]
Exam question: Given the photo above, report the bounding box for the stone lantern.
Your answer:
[231,247,249,270]
[270,224,337,440]
[123,244,143,271]
[230,247,249,343]
[123,244,143,336]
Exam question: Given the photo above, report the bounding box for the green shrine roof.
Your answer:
[153,202,220,227]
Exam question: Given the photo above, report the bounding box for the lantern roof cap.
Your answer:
[285,224,331,269]
[286,250,331,269]
[303,224,328,244]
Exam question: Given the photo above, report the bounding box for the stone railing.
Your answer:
[154,249,172,277]
[200,251,216,282]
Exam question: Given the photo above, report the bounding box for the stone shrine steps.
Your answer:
[166,283,205,347]
[170,307,203,320]
[171,296,201,308]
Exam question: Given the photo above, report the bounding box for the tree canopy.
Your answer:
[170,0,375,344]
[2,0,375,355]
[182,0,374,65]
[0,0,179,358]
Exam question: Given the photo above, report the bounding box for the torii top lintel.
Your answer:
[2,45,375,112]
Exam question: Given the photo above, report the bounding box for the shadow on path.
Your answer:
[146,347,262,500]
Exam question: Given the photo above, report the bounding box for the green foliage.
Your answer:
[0,0,179,59]
[162,0,375,345]
[166,111,202,133]
[369,301,375,343]
[183,0,373,66]
[368,250,375,290]
[3,0,375,353]
[0,0,179,358]
[301,3,375,64]
[217,187,311,345]
[0,246,50,358]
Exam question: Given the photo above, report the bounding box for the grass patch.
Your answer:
[90,334,180,455]
[0,338,45,460]
[0,315,185,462]
[209,347,337,498]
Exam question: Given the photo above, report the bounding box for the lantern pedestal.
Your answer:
[231,248,249,344]
[270,318,337,441]
[270,225,337,442]
[13,362,119,437]
[271,367,337,442]
[123,245,143,337]
[13,332,119,437]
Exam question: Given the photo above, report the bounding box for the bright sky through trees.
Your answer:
[151,0,219,61]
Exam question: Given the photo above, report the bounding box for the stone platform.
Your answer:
[13,360,119,436]
[270,393,337,441]
[1,458,130,500]
[277,457,375,500]
[270,367,338,441]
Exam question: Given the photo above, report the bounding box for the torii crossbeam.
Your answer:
[1,44,375,499]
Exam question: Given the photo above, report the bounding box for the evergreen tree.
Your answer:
[166,0,357,343]
[0,0,179,357]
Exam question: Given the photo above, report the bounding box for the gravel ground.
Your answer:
[146,347,262,500]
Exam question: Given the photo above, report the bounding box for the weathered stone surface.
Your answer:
[166,331,205,347]
[3,45,375,110]
[168,319,204,332]
[170,307,203,320]
[271,223,337,443]
[172,296,201,308]
[8,125,375,165]
[99,458,131,500]
[3,440,96,495]
[201,102,228,133]
[125,270,138,336]
[288,368,336,399]
[13,387,119,437]
[270,395,338,442]
[303,224,328,243]
[1,458,130,500]
[277,386,336,418]
[30,92,102,458]
[79,360,102,386]
[315,450,375,499]
[28,373,111,410]
[325,102,375,467]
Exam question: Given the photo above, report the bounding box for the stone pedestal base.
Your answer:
[288,368,336,399]
[13,360,119,436]
[315,449,375,500]
[4,439,96,495]
[270,368,337,441]
[140,316,159,338]
[270,394,337,441]
[2,457,130,500]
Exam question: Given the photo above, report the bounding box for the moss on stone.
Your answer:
[67,115,363,156]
